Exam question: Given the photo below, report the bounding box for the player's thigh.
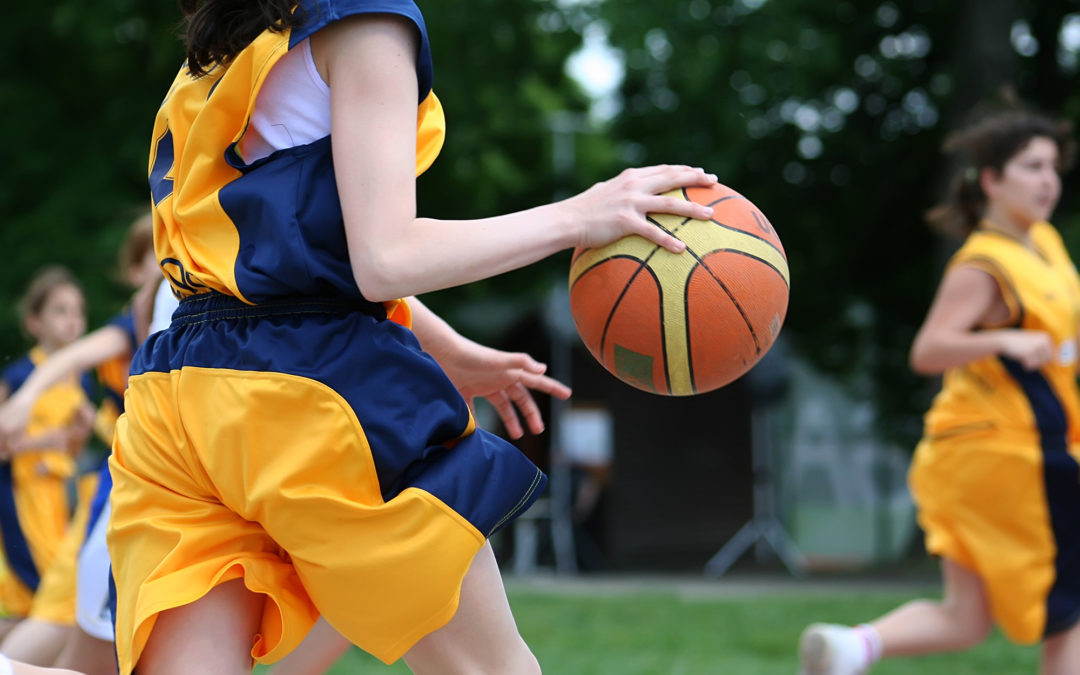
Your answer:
[1042,619,1080,675]
[53,626,116,675]
[137,578,262,675]
[941,558,991,620]
[266,617,350,675]
[403,542,539,675]
[0,618,70,665]
[0,618,19,642]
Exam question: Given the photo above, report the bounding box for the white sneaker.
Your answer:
[798,623,871,675]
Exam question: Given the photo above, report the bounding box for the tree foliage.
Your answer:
[590,0,1080,442]
[4,1,1080,444]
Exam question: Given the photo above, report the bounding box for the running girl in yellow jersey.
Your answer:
[107,1,718,673]
[800,108,1080,675]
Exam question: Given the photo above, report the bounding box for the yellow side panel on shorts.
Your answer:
[110,367,484,673]
[909,432,1062,643]
[30,471,98,625]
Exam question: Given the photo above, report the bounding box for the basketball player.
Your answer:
[105,1,718,673]
[0,267,92,653]
[799,108,1080,674]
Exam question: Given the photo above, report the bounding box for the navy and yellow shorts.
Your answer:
[107,293,546,673]
[28,470,99,626]
[910,429,1080,643]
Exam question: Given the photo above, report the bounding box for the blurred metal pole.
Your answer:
[545,288,577,575]
[704,404,806,577]
[543,111,588,575]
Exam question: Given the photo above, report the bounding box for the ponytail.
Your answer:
[925,107,1074,237]
[179,0,303,77]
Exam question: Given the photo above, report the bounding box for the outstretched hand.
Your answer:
[437,337,571,439]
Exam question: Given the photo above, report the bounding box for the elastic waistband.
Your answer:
[172,292,387,326]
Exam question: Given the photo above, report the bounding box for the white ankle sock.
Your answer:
[852,624,883,665]
[0,653,14,675]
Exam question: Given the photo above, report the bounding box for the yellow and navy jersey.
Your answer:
[924,221,1080,445]
[96,308,137,411]
[92,309,138,447]
[148,0,444,305]
[1,348,94,440]
[0,348,92,597]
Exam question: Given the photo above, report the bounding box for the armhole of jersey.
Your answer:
[955,256,1023,328]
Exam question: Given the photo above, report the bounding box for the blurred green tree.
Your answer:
[591,0,1080,443]
[4,0,1080,449]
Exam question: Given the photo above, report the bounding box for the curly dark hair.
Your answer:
[178,0,304,77]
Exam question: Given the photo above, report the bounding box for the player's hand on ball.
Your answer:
[568,165,718,253]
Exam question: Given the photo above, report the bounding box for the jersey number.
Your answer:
[150,126,175,204]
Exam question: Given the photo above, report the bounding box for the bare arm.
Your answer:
[408,297,571,438]
[314,16,717,302]
[132,277,164,345]
[910,265,1053,374]
[0,325,130,450]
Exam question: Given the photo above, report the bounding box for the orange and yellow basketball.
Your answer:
[568,182,789,396]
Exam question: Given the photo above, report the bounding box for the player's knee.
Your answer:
[1041,622,1080,675]
[949,603,992,647]
[464,639,540,675]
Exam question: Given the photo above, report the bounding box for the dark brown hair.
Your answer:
[179,0,302,77]
[926,107,1075,237]
[18,266,84,323]
[117,212,155,279]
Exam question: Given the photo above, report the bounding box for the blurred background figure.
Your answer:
[800,106,1080,675]
[0,267,92,660]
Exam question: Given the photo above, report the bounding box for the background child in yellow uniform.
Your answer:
[799,108,1080,675]
[0,215,158,674]
[0,267,92,640]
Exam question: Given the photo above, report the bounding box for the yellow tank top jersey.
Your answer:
[924,222,1080,443]
[0,347,89,616]
[148,0,442,317]
[911,221,1080,643]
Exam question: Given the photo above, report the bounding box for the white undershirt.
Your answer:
[239,38,331,163]
[149,279,179,335]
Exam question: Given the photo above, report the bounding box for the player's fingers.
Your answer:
[490,390,524,439]
[501,351,547,374]
[645,194,714,221]
[632,221,686,254]
[633,165,718,194]
[519,371,572,400]
[507,382,546,435]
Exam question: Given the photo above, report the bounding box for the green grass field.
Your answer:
[318,578,1040,674]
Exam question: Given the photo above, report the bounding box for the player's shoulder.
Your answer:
[1,353,34,392]
[295,0,426,35]
[1032,220,1065,249]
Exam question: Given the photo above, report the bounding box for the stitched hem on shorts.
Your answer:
[126,562,259,672]
[405,486,485,545]
[375,592,463,665]
[366,488,487,664]
[488,466,544,536]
